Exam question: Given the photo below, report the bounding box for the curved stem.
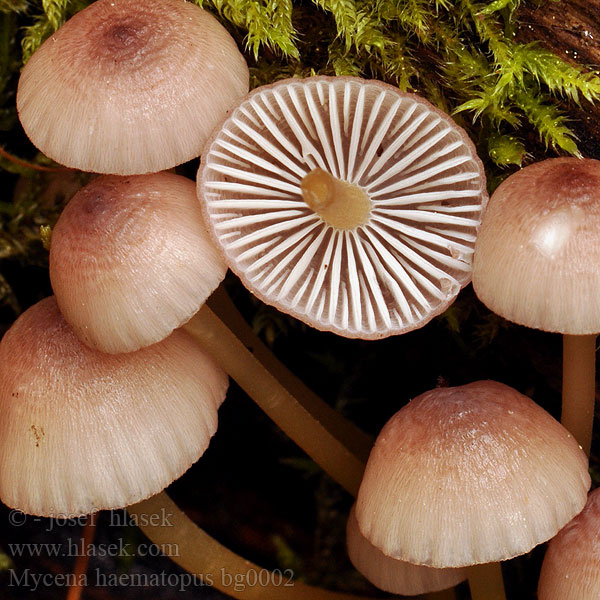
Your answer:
[183,306,365,497]
[562,334,597,457]
[207,286,373,462]
[0,145,71,173]
[129,492,419,600]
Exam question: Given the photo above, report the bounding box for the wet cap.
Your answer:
[356,381,590,567]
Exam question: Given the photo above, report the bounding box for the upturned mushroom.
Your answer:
[198,76,488,339]
[17,0,249,174]
[0,297,228,516]
[472,157,600,455]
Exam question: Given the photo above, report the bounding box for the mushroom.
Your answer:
[538,487,600,599]
[346,504,467,596]
[17,0,249,174]
[49,172,227,353]
[48,172,367,496]
[0,297,228,516]
[355,381,590,595]
[198,75,488,339]
[472,157,600,455]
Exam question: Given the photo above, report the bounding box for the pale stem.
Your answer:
[129,492,421,600]
[301,168,371,230]
[183,305,365,497]
[207,286,374,462]
[467,563,506,600]
[562,334,597,457]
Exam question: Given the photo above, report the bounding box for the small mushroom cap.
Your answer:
[0,297,228,517]
[346,505,467,595]
[538,487,600,599]
[49,172,227,354]
[355,380,590,568]
[199,76,487,339]
[17,0,249,174]
[473,157,600,334]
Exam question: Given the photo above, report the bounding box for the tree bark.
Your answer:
[516,0,600,158]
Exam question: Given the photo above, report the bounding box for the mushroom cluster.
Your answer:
[5,0,594,597]
[2,0,251,518]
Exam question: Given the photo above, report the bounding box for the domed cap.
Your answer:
[473,157,600,334]
[17,0,249,174]
[346,505,467,595]
[199,76,487,339]
[0,297,228,516]
[538,487,600,599]
[49,172,227,353]
[355,381,590,568]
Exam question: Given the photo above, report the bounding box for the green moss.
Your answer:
[4,0,599,171]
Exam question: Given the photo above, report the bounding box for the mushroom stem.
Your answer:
[467,563,506,600]
[301,168,371,230]
[66,517,96,600]
[207,286,374,462]
[183,306,365,496]
[130,492,419,600]
[562,333,597,456]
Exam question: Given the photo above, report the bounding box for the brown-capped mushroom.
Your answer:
[538,487,600,599]
[472,157,600,455]
[0,297,228,516]
[17,0,249,174]
[355,381,590,568]
[49,172,227,353]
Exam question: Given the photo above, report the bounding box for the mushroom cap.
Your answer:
[355,380,590,568]
[0,297,228,517]
[49,172,227,354]
[346,505,467,595]
[17,0,249,175]
[473,157,600,334]
[198,76,487,339]
[538,487,600,599]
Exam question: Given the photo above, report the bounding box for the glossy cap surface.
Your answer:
[473,157,600,333]
[356,381,590,567]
